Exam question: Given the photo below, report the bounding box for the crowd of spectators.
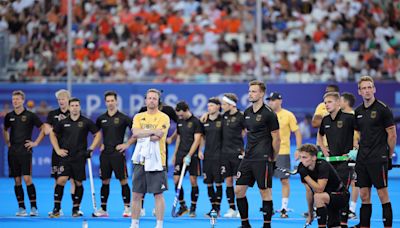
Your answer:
[1,0,400,83]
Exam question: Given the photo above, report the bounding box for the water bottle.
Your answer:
[82,219,88,228]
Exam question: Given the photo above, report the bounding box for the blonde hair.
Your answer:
[55,89,71,99]
[249,80,266,93]
[12,90,25,100]
[358,76,374,89]
[323,92,340,100]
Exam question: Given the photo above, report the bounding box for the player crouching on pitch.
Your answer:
[298,144,349,228]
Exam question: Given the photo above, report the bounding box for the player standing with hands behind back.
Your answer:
[352,76,397,228]
[235,80,280,228]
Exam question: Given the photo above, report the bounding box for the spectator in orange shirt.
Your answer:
[167,11,184,33]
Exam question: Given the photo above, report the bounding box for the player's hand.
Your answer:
[297,163,309,178]
[200,113,209,123]
[321,147,330,157]
[388,158,393,170]
[347,149,358,161]
[85,149,94,159]
[294,150,300,160]
[100,144,104,152]
[306,214,314,226]
[153,129,164,138]
[56,149,68,157]
[198,151,204,160]
[116,143,129,153]
[184,155,191,166]
[24,140,38,149]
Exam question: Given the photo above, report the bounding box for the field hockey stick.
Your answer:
[275,166,298,176]
[87,158,98,217]
[171,163,187,217]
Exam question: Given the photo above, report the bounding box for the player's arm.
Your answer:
[49,129,68,157]
[386,125,397,157]
[25,124,46,150]
[317,132,329,157]
[303,176,327,193]
[43,123,53,135]
[172,134,181,165]
[294,129,302,159]
[2,127,10,147]
[271,129,280,161]
[187,133,202,157]
[167,129,177,144]
[198,135,204,160]
[311,114,323,128]
[89,131,102,151]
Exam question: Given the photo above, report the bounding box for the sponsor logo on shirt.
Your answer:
[64,124,71,127]
[325,125,330,128]
[9,118,15,121]
[101,119,107,123]
[245,116,250,119]
[357,115,363,118]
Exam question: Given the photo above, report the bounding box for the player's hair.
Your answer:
[298,144,318,156]
[249,80,266,93]
[69,97,80,104]
[146,88,161,98]
[323,92,340,100]
[223,93,238,103]
[208,97,221,105]
[341,92,356,108]
[55,89,71,99]
[325,84,339,93]
[175,101,189,112]
[358,75,374,89]
[104,90,117,100]
[12,90,25,100]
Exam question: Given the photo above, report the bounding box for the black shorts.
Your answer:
[327,191,350,227]
[203,160,222,184]
[99,153,128,180]
[332,162,353,189]
[8,152,32,177]
[132,165,168,194]
[355,162,388,189]
[56,157,87,181]
[173,156,201,176]
[236,160,273,189]
[220,153,241,178]
[51,151,60,178]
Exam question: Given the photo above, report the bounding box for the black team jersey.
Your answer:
[4,108,43,155]
[319,110,355,156]
[47,108,70,148]
[222,111,245,155]
[176,115,202,160]
[201,114,223,160]
[243,104,279,161]
[96,111,132,155]
[53,115,99,159]
[300,159,344,193]
[355,99,395,164]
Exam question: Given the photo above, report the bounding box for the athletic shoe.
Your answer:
[93,208,109,217]
[280,208,288,218]
[48,208,61,218]
[140,208,146,217]
[123,206,131,217]
[48,209,64,216]
[78,210,84,216]
[30,207,39,216]
[205,209,219,218]
[348,210,357,219]
[189,206,196,217]
[223,208,238,218]
[176,205,189,217]
[350,224,360,228]
[72,210,83,217]
[16,207,28,217]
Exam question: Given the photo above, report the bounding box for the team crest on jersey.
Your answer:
[231,116,236,122]
[78,121,83,127]
[371,111,377,119]
[114,117,120,124]
[21,115,27,122]
[337,121,343,128]
[256,114,262,122]
[187,122,193,128]
[216,121,222,128]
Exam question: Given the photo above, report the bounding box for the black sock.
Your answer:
[340,204,349,226]
[121,184,131,206]
[262,200,273,227]
[215,185,222,210]
[175,185,185,206]
[73,186,84,208]
[207,186,216,208]
[191,186,199,210]
[54,184,64,210]
[316,207,328,227]
[71,193,75,204]
[237,197,250,226]
[100,184,110,211]
[14,185,25,209]
[382,202,392,227]
[226,186,236,210]
[27,184,37,208]
[360,203,372,227]
[141,194,145,209]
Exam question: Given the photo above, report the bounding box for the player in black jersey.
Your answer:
[44,89,81,216]
[48,98,101,217]
[298,144,349,227]
[3,90,44,216]
[93,91,135,217]
[172,101,202,217]
[199,97,223,217]
[318,92,356,227]
[352,76,396,228]
[235,81,280,228]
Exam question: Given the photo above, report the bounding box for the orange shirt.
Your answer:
[74,48,89,61]
[167,15,184,33]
